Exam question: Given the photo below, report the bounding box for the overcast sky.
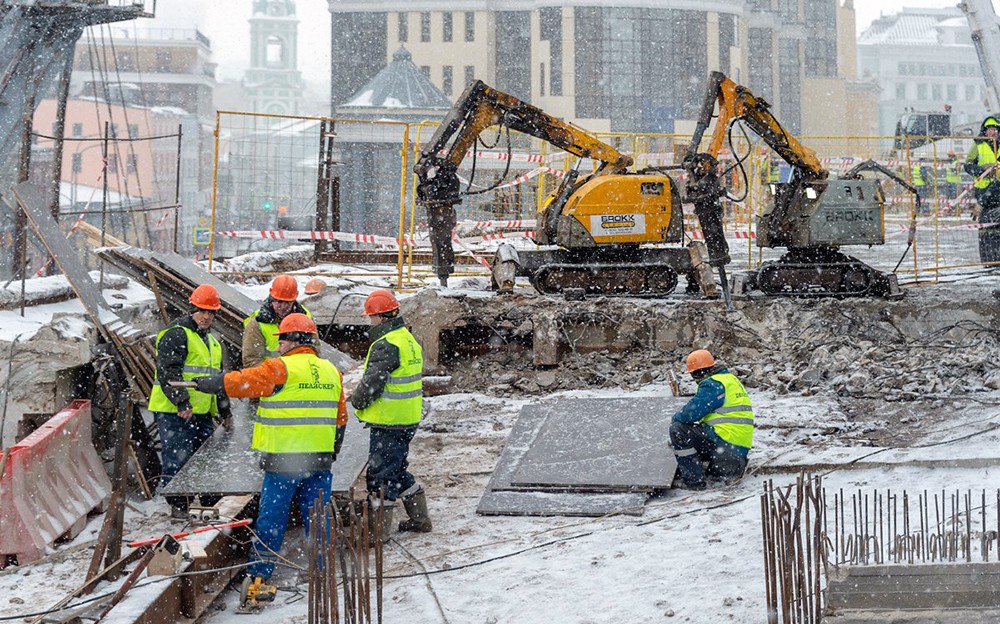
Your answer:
[145,0,997,89]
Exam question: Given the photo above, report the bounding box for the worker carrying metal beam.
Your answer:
[669,349,754,490]
[148,284,232,519]
[350,289,432,541]
[193,313,348,607]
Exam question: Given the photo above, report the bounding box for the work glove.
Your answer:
[331,424,345,462]
[194,373,224,395]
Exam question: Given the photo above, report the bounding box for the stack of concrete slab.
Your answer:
[477,397,681,517]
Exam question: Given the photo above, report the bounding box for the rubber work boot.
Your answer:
[367,499,394,546]
[398,488,433,532]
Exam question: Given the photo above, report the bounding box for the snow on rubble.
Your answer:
[1,253,1000,622]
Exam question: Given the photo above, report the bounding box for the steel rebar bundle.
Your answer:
[761,473,826,624]
[307,488,384,624]
[828,487,1000,568]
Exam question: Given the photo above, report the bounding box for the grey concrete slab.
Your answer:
[163,403,369,497]
[509,397,679,490]
[477,403,647,517]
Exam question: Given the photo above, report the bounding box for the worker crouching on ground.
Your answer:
[148,284,231,519]
[194,313,347,585]
[351,289,432,540]
[242,275,312,367]
[966,116,1000,263]
[669,349,754,490]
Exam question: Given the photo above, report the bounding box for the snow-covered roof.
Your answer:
[340,47,452,110]
[858,7,964,45]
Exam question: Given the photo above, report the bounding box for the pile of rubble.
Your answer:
[414,283,1000,403]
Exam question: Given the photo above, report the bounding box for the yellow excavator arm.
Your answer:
[414,80,632,209]
[687,71,827,181]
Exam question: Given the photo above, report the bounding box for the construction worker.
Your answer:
[669,349,753,490]
[304,277,326,296]
[911,161,926,199]
[148,284,231,519]
[242,275,311,368]
[945,150,962,200]
[966,116,1000,263]
[351,289,431,539]
[194,313,347,593]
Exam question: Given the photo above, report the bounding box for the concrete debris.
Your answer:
[404,285,1000,405]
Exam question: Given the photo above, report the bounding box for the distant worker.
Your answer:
[669,349,753,490]
[194,313,347,600]
[148,284,231,519]
[350,289,431,540]
[304,278,327,296]
[965,116,1000,263]
[945,150,962,200]
[243,275,311,368]
[911,162,926,198]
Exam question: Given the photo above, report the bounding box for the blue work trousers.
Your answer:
[154,412,215,509]
[247,469,332,580]
[669,421,748,486]
[366,425,417,501]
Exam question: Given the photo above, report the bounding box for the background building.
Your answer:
[243,0,305,115]
[68,26,218,254]
[327,0,875,140]
[858,6,990,138]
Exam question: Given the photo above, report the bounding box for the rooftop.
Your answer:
[858,7,966,46]
[340,47,452,110]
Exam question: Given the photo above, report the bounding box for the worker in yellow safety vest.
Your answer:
[350,289,430,541]
[242,275,312,367]
[945,150,962,200]
[669,349,753,490]
[193,312,348,601]
[965,116,1000,263]
[148,284,231,519]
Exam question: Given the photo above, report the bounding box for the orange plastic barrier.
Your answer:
[0,400,111,564]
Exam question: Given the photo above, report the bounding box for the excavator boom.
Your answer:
[689,71,826,180]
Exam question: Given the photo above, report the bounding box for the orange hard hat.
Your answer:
[304,278,326,295]
[275,313,316,336]
[269,275,299,302]
[189,284,221,310]
[363,289,399,315]
[685,349,716,373]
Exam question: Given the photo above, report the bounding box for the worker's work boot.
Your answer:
[398,488,433,533]
[367,498,394,546]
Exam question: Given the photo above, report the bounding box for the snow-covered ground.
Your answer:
[1,252,1000,623]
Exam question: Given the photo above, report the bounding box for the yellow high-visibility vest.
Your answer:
[253,352,341,454]
[148,325,222,415]
[700,372,754,449]
[356,327,423,426]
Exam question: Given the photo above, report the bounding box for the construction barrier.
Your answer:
[0,400,111,565]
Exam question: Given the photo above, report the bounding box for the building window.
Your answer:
[155,51,171,71]
[443,65,453,95]
[72,153,82,174]
[443,13,453,42]
[947,84,957,101]
[896,83,906,100]
[465,11,475,42]
[465,65,475,86]
[127,124,139,139]
[398,12,408,42]
[72,123,83,137]
[266,36,284,67]
[539,7,562,96]
[420,65,430,78]
[127,154,138,175]
[107,153,118,173]
[421,12,430,42]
